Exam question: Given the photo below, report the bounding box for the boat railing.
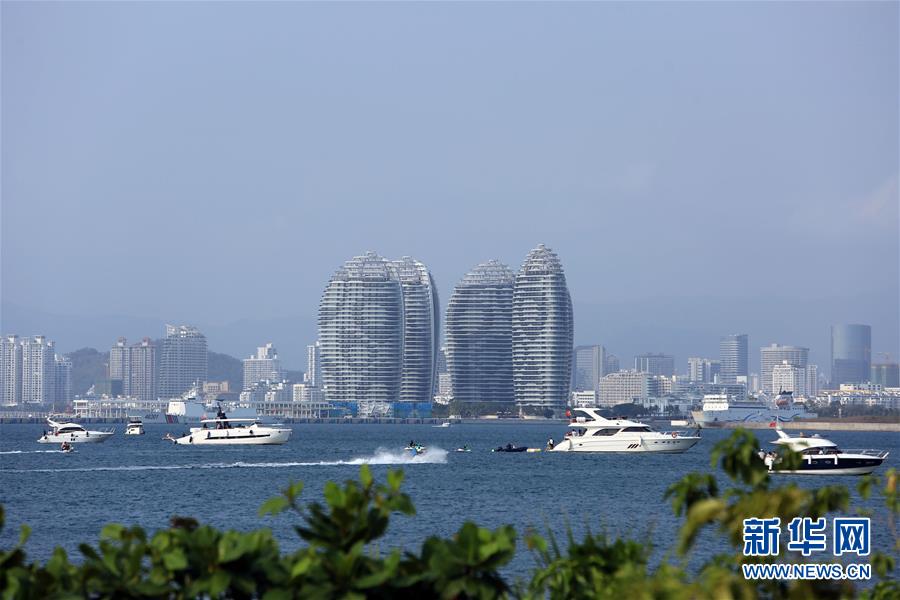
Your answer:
[842,449,890,458]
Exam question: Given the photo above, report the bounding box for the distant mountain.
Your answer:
[66,348,108,396]
[208,351,243,392]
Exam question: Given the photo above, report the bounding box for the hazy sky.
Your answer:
[2,2,898,370]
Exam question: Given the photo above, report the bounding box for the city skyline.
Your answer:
[2,2,898,370]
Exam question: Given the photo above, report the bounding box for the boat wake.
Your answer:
[0,447,449,473]
[0,450,70,454]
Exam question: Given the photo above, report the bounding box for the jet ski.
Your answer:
[492,444,528,453]
[455,446,472,453]
[404,444,427,456]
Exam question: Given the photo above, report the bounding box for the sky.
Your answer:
[2,2,898,372]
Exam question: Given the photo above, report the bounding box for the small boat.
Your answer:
[166,406,291,446]
[526,448,542,453]
[433,422,451,428]
[60,441,75,454]
[38,417,114,444]
[455,446,472,453]
[492,444,528,453]
[549,408,700,453]
[125,417,145,436]
[764,429,889,475]
[404,444,427,456]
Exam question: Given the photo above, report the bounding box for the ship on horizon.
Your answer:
[691,391,816,428]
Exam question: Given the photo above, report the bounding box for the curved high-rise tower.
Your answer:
[445,260,515,405]
[392,257,440,403]
[318,252,439,406]
[512,245,574,412]
[318,252,404,404]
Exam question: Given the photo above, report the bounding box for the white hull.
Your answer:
[38,431,113,444]
[170,427,291,445]
[552,435,700,453]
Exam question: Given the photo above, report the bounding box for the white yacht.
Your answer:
[125,417,145,436]
[37,417,114,444]
[764,429,889,475]
[549,408,701,453]
[166,407,291,446]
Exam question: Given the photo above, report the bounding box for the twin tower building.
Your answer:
[318,245,574,413]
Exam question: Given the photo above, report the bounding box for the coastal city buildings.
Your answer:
[687,357,721,383]
[159,325,208,398]
[760,344,809,394]
[445,260,516,406]
[108,337,130,383]
[318,252,438,413]
[393,257,440,404]
[719,334,749,384]
[598,370,650,407]
[0,335,22,406]
[54,355,72,407]
[21,335,56,404]
[634,353,675,377]
[573,345,606,392]
[871,362,900,388]
[128,338,158,402]
[305,342,321,388]
[243,343,283,390]
[605,354,620,375]
[512,245,574,413]
[831,324,872,386]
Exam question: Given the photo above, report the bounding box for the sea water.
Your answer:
[1,423,897,579]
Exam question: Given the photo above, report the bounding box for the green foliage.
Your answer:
[2,432,898,599]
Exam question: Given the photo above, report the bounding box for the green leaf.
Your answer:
[259,496,290,517]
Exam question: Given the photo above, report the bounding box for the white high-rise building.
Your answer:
[54,354,72,407]
[243,343,283,390]
[598,370,650,407]
[445,260,515,405]
[688,357,721,383]
[21,335,55,404]
[159,325,207,398]
[318,252,438,406]
[772,361,806,396]
[512,245,574,412]
[761,344,809,394]
[109,337,130,383]
[1,335,23,406]
[129,338,158,402]
[393,257,440,404]
[573,345,606,392]
[305,342,321,388]
[720,334,749,384]
[292,383,325,403]
[806,364,819,398]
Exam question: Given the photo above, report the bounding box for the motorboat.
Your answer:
[763,429,889,475]
[37,417,114,444]
[455,446,472,453]
[165,407,291,446]
[125,417,145,436]
[433,422,451,428]
[549,408,700,453]
[405,444,427,456]
[492,444,528,453]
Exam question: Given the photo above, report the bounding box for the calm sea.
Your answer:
[1,423,897,579]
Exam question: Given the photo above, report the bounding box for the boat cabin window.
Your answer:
[801,447,841,455]
[592,428,620,436]
[57,426,83,433]
[622,426,652,433]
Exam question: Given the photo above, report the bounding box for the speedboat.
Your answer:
[549,408,700,453]
[764,429,889,475]
[433,422,451,428]
[492,444,528,453]
[125,417,145,436]
[37,417,114,444]
[166,407,291,446]
[455,446,472,453]
[405,444,427,456]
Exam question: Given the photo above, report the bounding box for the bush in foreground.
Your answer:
[1,430,897,599]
